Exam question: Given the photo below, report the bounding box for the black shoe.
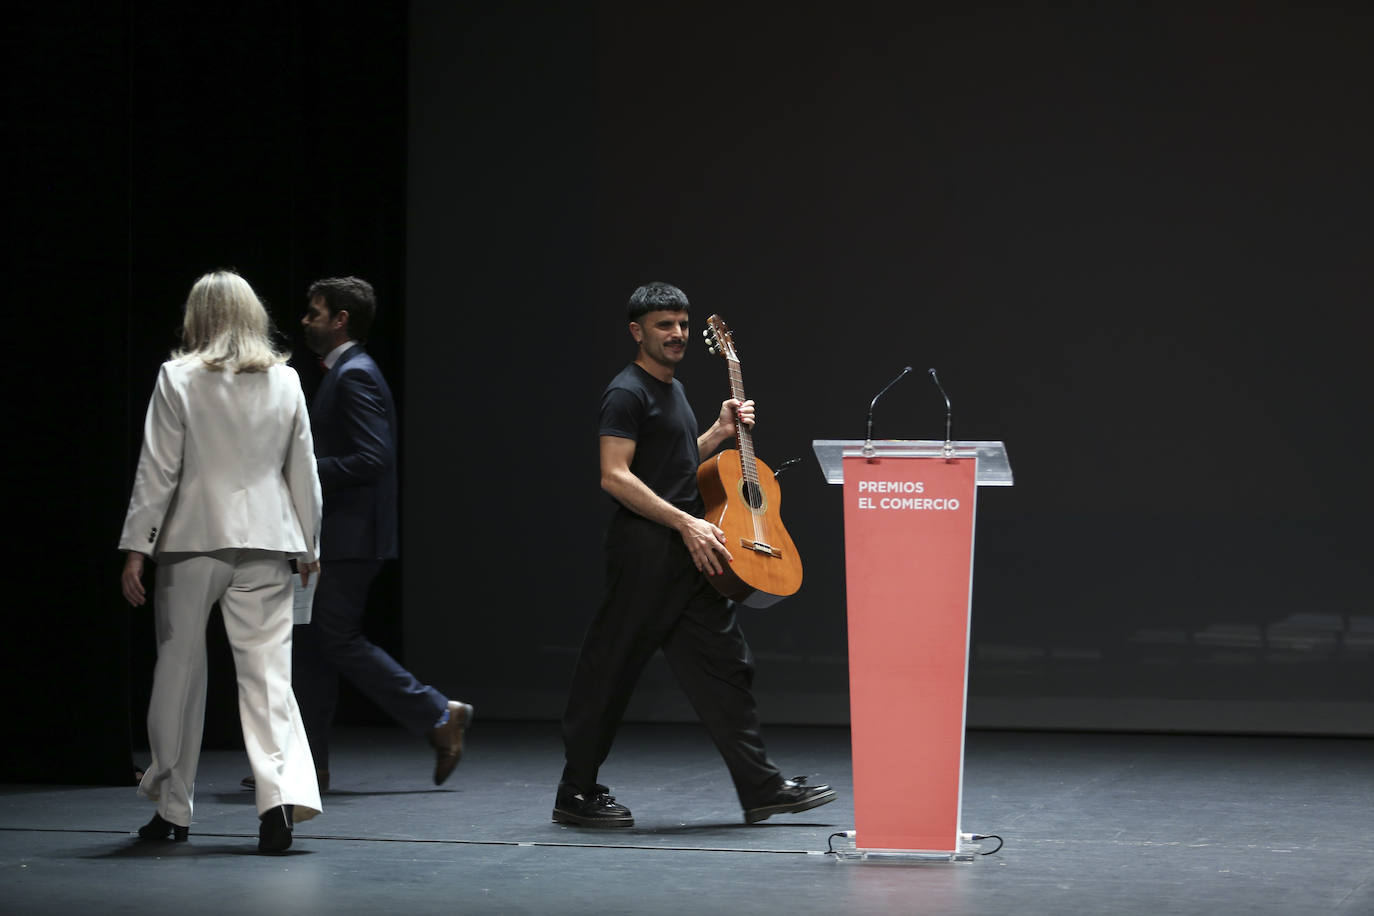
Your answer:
[743,776,838,824]
[552,783,634,827]
[137,812,188,842]
[258,805,294,854]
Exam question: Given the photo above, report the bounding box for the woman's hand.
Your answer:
[121,552,147,607]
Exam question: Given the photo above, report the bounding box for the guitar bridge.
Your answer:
[739,538,782,558]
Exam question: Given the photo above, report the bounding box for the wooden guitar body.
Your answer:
[698,448,803,608]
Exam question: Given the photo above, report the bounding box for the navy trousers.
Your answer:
[293,558,446,769]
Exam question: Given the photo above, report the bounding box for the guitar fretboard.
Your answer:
[725,356,760,489]
[724,355,774,550]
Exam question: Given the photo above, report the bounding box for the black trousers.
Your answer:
[293,558,446,770]
[560,511,782,807]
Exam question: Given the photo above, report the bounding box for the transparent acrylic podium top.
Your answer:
[811,439,1014,487]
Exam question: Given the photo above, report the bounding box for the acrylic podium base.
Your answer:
[832,834,978,864]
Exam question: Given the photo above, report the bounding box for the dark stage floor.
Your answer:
[2,723,1371,914]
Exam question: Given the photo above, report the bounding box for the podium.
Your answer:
[812,439,1012,862]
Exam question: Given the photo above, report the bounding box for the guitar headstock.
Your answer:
[703,314,739,362]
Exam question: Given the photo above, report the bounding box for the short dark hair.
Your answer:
[307,276,377,341]
[627,282,689,322]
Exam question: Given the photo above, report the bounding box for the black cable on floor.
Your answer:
[969,833,1004,855]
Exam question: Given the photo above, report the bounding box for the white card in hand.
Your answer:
[293,575,317,625]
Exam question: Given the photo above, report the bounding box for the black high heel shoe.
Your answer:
[258,804,294,854]
[137,812,188,842]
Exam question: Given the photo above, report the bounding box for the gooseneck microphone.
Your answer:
[928,368,953,455]
[863,366,914,457]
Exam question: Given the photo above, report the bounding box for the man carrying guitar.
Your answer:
[553,282,838,828]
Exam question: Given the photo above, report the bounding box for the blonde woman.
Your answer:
[119,270,323,853]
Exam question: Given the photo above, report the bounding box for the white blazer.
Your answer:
[119,358,322,562]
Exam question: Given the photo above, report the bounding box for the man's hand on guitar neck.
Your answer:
[729,398,756,431]
[699,398,755,455]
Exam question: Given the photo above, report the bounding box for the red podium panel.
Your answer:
[841,455,978,853]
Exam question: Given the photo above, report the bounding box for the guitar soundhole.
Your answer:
[739,479,766,511]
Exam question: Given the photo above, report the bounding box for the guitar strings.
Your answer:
[727,360,769,549]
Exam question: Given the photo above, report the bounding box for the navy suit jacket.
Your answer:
[312,344,399,560]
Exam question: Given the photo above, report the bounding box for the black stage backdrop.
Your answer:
[5,1,408,783]
[4,2,1370,785]
[403,4,1372,735]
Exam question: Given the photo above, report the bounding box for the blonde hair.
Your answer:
[173,271,288,373]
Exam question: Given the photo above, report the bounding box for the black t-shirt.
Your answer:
[599,363,703,514]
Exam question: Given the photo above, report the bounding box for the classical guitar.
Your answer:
[696,314,803,608]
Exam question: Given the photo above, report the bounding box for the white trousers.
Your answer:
[138,549,322,827]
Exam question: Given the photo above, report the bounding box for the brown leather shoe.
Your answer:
[428,701,474,785]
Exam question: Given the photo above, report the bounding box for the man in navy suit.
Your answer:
[294,276,473,787]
